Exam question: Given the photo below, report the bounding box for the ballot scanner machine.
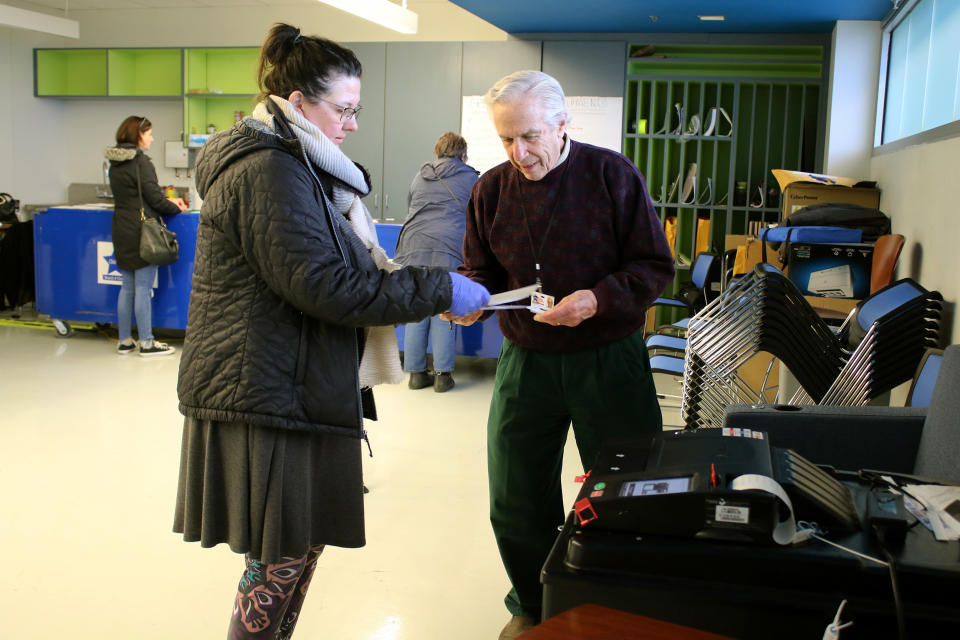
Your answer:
[541,429,960,639]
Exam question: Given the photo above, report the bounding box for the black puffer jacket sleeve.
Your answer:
[231,149,447,327]
[179,125,452,436]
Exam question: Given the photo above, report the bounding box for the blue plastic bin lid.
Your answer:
[760,226,862,244]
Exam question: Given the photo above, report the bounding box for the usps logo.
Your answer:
[97,241,122,285]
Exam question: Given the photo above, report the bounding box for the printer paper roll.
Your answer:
[731,474,796,546]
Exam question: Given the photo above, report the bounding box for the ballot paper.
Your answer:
[901,484,960,541]
[483,284,541,311]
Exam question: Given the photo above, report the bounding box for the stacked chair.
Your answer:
[680,263,942,429]
[649,261,781,425]
[791,278,943,406]
[646,251,725,426]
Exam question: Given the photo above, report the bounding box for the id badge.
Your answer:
[530,292,555,313]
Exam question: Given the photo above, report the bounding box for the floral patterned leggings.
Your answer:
[228,545,325,639]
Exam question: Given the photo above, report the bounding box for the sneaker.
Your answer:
[139,340,176,357]
[498,615,536,640]
[434,372,455,393]
[408,371,433,390]
[116,341,136,355]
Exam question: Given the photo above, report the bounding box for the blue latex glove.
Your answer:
[448,273,490,317]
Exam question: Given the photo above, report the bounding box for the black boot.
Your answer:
[434,372,455,393]
[408,371,432,390]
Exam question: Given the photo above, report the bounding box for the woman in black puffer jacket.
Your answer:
[104,116,186,356]
[172,24,489,639]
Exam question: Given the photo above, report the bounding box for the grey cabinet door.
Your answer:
[341,42,386,219]
[462,40,543,95]
[381,42,463,222]
[542,40,626,97]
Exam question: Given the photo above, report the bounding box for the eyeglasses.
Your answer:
[320,99,362,122]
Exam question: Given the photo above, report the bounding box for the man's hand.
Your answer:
[532,289,597,327]
[439,309,484,326]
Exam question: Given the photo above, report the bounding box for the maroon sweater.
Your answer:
[460,139,675,352]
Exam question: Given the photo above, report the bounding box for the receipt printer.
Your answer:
[572,429,859,544]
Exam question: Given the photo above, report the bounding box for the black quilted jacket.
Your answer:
[177,116,452,439]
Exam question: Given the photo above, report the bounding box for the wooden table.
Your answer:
[519,604,736,640]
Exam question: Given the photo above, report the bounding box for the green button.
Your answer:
[594,482,606,490]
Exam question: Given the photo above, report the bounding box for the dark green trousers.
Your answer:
[487,329,663,619]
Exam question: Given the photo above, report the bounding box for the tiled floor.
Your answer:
[1,320,595,639]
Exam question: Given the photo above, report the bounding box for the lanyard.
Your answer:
[516,159,569,291]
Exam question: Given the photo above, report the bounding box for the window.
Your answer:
[878,0,960,145]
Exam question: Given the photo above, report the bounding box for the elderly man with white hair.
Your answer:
[447,69,675,639]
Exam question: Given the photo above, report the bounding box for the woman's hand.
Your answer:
[439,310,484,326]
[169,197,188,211]
[447,273,490,317]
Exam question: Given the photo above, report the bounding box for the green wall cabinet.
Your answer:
[35,49,108,96]
[36,48,181,97]
[184,47,258,95]
[182,48,259,141]
[107,49,182,96]
[35,46,259,143]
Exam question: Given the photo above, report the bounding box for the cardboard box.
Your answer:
[772,169,881,220]
[803,295,861,322]
[786,242,874,299]
[728,234,784,276]
[803,296,861,314]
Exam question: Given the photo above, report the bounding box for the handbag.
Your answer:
[135,162,179,265]
[0,192,19,223]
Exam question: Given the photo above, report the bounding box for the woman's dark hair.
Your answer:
[257,23,362,103]
[116,116,150,145]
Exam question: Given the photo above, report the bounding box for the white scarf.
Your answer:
[252,96,404,388]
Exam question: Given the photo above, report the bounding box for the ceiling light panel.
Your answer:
[0,4,79,38]
[315,0,418,34]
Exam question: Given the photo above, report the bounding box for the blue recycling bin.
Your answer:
[32,207,197,335]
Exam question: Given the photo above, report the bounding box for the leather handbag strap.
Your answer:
[135,159,146,220]
[135,160,169,230]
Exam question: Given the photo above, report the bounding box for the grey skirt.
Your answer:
[173,417,365,563]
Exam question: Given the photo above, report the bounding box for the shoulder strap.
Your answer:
[760,227,793,264]
[436,174,463,208]
[135,158,147,220]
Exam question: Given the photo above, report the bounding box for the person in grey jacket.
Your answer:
[104,116,187,356]
[395,132,479,392]
[172,24,488,639]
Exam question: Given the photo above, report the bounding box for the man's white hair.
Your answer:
[483,69,570,128]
